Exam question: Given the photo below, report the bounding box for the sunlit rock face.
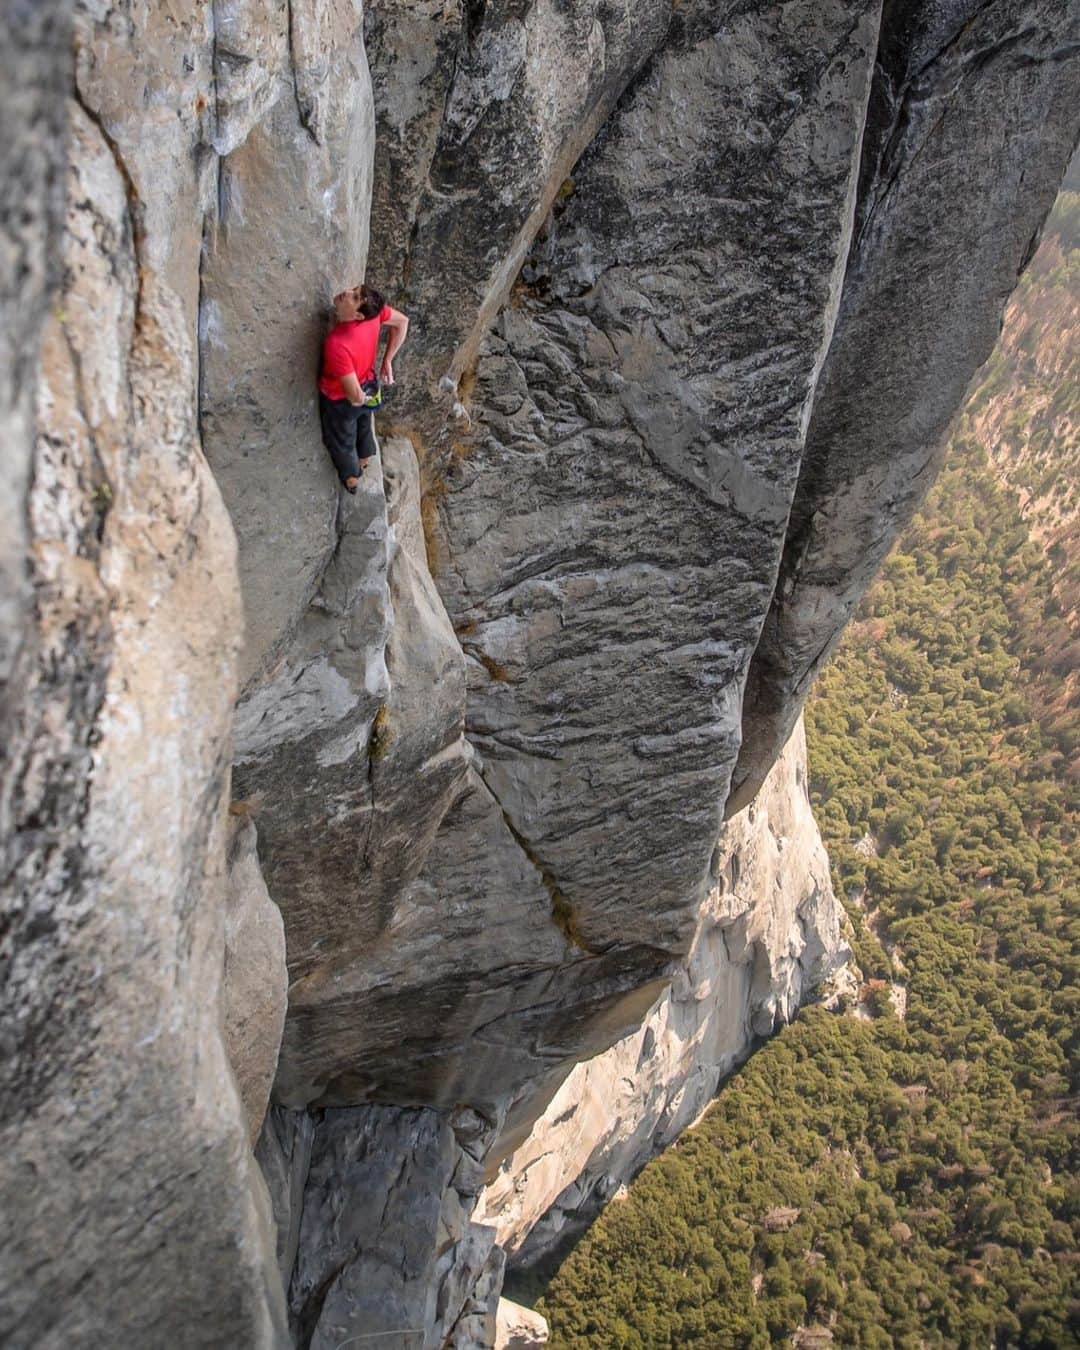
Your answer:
[495,1299,550,1347]
[0,40,285,1350]
[3,0,1078,1345]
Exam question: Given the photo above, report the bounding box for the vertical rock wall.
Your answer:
[259,1102,502,1347]
[1,1,378,1343]
[265,0,881,1125]
[1,68,285,1350]
[0,2,67,692]
[428,0,879,953]
[199,0,375,684]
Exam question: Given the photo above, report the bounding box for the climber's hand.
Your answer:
[379,357,394,386]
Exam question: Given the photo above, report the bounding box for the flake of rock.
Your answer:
[236,437,471,1109]
[427,0,878,1018]
[495,1298,550,1348]
[259,1105,501,1348]
[0,92,285,1347]
[223,816,288,1143]
[728,0,1080,813]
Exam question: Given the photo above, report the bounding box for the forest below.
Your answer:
[535,187,1079,1347]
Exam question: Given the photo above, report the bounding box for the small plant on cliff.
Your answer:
[368,704,392,761]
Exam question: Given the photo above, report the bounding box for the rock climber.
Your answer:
[319,283,409,493]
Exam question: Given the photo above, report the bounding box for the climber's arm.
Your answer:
[340,372,364,406]
[379,308,409,384]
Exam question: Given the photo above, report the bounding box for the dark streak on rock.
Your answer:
[286,0,322,146]
[476,763,602,956]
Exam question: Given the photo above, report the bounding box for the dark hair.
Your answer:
[357,284,385,319]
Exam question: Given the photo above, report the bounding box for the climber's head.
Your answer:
[332,284,385,323]
[332,287,363,322]
[356,284,385,319]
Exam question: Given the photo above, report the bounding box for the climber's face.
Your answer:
[333,287,363,322]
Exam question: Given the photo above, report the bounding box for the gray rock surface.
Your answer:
[199,1,376,684]
[727,0,1080,812]
[259,724,847,1348]
[71,0,214,319]
[259,1103,501,1349]
[0,2,68,691]
[364,0,672,431]
[224,815,289,1143]
[0,90,285,1347]
[248,0,883,1127]
[476,719,851,1267]
[232,460,395,971]
[495,1299,550,1348]
[399,0,877,1104]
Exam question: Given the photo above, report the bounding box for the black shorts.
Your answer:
[319,393,377,483]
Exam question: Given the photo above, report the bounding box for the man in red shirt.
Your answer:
[319,284,409,492]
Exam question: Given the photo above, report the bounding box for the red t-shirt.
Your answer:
[319,305,392,399]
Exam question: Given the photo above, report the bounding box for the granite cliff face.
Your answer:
[2,2,1077,1346]
[475,720,853,1275]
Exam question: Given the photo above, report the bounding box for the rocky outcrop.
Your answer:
[4,1,1078,1345]
[214,0,1077,1176]
[258,0,881,1134]
[1,75,285,1350]
[727,0,1080,812]
[258,1103,502,1348]
[475,720,851,1269]
[495,1299,550,1348]
[224,816,289,1143]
